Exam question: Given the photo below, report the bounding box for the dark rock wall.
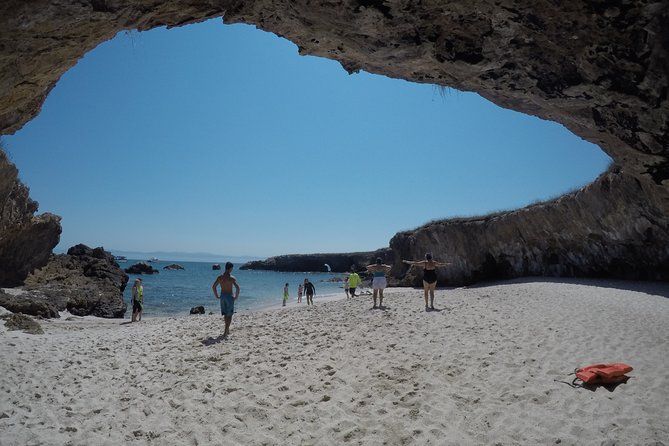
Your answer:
[240,249,393,272]
[0,1,667,285]
[391,167,669,286]
[0,149,61,286]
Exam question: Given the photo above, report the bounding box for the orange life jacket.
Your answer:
[575,363,633,385]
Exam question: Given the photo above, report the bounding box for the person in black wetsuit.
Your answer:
[304,278,316,305]
[402,253,451,311]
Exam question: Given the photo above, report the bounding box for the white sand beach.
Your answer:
[1,279,668,445]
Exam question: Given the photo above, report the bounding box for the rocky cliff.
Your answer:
[0,148,61,286]
[391,167,669,286]
[241,249,392,273]
[23,244,129,318]
[0,1,667,285]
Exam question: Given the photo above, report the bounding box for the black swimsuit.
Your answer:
[423,269,437,284]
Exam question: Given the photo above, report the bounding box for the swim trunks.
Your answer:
[220,292,235,316]
[132,299,142,313]
[372,277,387,290]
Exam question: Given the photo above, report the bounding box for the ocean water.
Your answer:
[120,260,350,317]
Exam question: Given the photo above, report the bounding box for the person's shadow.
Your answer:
[201,335,226,346]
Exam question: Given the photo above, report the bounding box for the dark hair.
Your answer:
[225,262,234,271]
[285,283,288,286]
[376,257,382,265]
[425,252,433,261]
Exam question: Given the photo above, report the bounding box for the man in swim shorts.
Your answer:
[211,262,241,338]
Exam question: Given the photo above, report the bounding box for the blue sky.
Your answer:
[5,19,611,257]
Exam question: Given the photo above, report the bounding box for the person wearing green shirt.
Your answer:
[348,269,361,297]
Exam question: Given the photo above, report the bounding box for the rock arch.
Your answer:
[1,1,667,284]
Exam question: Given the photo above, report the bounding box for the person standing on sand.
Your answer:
[283,283,289,307]
[344,276,350,298]
[304,278,316,305]
[402,253,451,311]
[297,283,303,303]
[366,258,392,309]
[131,278,143,322]
[348,268,361,298]
[211,262,240,339]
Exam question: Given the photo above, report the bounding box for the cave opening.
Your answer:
[3,19,611,259]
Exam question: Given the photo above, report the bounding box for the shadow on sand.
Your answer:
[201,335,226,346]
[555,376,631,393]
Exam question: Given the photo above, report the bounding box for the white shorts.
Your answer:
[372,277,387,290]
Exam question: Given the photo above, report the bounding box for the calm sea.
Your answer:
[120,260,349,317]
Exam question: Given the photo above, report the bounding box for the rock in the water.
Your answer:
[0,149,61,287]
[241,249,392,273]
[24,244,128,318]
[0,288,59,318]
[189,306,205,315]
[3,313,43,334]
[125,262,159,275]
[212,264,221,270]
[163,263,185,270]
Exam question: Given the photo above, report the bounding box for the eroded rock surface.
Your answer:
[24,244,129,318]
[241,249,392,273]
[391,168,669,286]
[0,149,61,286]
[0,1,666,178]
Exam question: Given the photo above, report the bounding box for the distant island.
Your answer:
[53,248,261,264]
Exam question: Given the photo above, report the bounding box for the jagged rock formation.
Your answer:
[241,249,392,273]
[392,167,669,286]
[0,1,667,284]
[0,149,61,287]
[163,263,185,270]
[125,262,159,275]
[24,244,129,318]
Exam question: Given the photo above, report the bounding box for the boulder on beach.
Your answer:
[125,262,159,275]
[2,313,43,334]
[23,244,129,318]
[189,306,205,315]
[163,264,185,271]
[0,289,59,318]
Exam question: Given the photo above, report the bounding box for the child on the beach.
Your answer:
[297,283,303,303]
[283,283,289,307]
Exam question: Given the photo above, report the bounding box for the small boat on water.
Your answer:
[113,255,127,262]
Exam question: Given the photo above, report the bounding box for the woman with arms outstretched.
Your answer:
[366,258,392,309]
[402,253,450,311]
